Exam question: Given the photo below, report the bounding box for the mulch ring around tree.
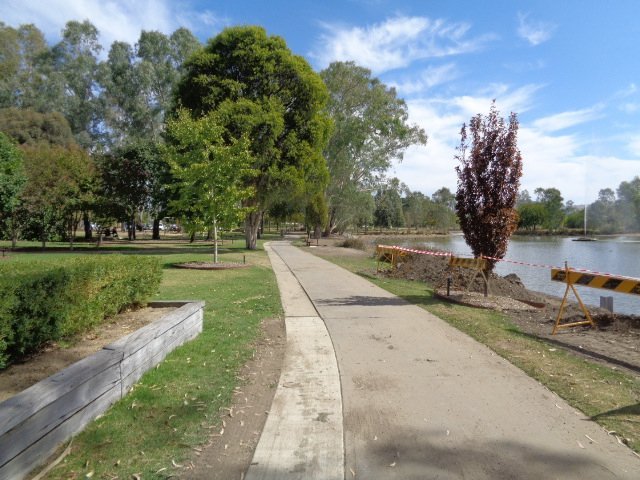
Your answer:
[173,261,251,270]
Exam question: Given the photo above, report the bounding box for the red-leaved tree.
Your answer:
[455,101,523,271]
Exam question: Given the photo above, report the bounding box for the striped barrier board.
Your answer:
[446,255,489,296]
[449,256,487,270]
[551,269,640,295]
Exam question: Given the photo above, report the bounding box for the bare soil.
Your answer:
[0,306,175,402]
[182,315,286,479]
[306,237,640,378]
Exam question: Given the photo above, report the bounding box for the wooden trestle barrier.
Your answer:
[550,262,640,335]
[375,245,407,272]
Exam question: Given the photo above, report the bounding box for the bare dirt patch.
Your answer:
[182,315,286,479]
[0,306,175,402]
[174,262,250,270]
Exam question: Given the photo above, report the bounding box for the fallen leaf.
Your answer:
[172,459,183,468]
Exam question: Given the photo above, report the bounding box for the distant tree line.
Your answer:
[0,21,429,248]
[517,179,640,234]
[0,20,200,245]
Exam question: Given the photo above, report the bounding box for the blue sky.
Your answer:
[2,0,639,204]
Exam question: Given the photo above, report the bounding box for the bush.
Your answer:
[338,237,368,251]
[0,255,161,369]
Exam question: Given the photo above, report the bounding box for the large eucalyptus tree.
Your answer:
[320,61,427,234]
[174,26,331,249]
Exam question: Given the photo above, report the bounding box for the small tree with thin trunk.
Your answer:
[165,109,255,263]
[455,102,522,271]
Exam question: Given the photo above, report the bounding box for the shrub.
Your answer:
[339,237,368,251]
[0,255,161,368]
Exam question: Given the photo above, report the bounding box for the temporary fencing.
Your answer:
[376,244,639,334]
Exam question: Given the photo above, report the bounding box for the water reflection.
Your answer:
[415,235,639,315]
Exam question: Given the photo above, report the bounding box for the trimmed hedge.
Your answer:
[0,255,161,369]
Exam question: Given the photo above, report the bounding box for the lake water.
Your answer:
[412,234,640,315]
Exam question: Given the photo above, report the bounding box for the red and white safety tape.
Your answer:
[377,244,639,281]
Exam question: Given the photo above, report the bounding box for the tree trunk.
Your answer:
[245,210,261,250]
[213,217,218,263]
[40,213,46,250]
[68,219,74,251]
[83,212,92,240]
[152,218,161,240]
[128,215,135,240]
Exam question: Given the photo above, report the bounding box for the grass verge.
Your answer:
[24,239,282,479]
[313,251,640,454]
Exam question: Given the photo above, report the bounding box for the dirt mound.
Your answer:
[390,252,546,305]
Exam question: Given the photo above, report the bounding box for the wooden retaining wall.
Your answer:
[0,300,204,480]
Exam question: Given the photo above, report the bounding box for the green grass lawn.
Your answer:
[20,238,283,479]
[13,238,640,478]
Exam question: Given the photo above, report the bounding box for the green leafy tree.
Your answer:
[175,26,331,249]
[403,191,427,229]
[103,28,200,146]
[455,102,522,271]
[0,108,75,147]
[305,192,328,239]
[583,188,620,233]
[98,142,162,240]
[0,22,49,110]
[516,189,532,207]
[431,187,456,211]
[534,187,564,231]
[19,144,94,248]
[374,178,406,229]
[517,202,546,231]
[320,61,427,234]
[102,28,199,238]
[616,176,640,232]
[165,109,254,262]
[101,40,142,145]
[47,20,104,147]
[0,132,25,243]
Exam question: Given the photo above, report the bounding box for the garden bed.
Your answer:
[0,300,204,480]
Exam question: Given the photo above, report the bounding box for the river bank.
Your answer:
[306,235,640,378]
[387,250,640,376]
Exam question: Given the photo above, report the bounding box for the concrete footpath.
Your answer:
[246,241,639,479]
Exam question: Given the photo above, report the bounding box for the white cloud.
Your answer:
[313,15,495,73]
[391,64,458,95]
[0,0,224,53]
[389,85,541,197]
[452,83,542,117]
[620,103,640,114]
[532,107,601,132]
[628,136,640,156]
[517,12,556,46]
[388,85,640,204]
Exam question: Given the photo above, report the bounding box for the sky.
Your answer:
[1,0,639,205]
